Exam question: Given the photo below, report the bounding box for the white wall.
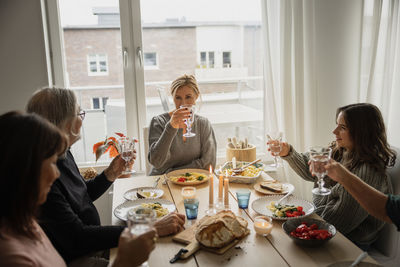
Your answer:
[0,0,50,114]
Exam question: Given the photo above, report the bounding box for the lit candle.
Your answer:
[209,165,214,205]
[224,178,229,206]
[218,174,223,199]
[254,216,273,236]
[181,187,196,199]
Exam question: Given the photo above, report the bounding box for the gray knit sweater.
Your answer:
[283,147,393,246]
[148,112,217,175]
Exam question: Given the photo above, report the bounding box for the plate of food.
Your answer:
[166,169,209,185]
[254,180,294,195]
[251,195,315,220]
[216,161,264,184]
[114,199,175,221]
[123,187,164,201]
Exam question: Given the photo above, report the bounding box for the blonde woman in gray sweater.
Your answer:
[148,75,217,175]
[271,103,396,250]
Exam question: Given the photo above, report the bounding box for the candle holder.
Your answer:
[223,204,231,211]
[204,204,217,216]
[215,198,224,212]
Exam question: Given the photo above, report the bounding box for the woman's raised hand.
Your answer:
[153,212,185,237]
[324,159,350,183]
[104,153,136,182]
[113,228,156,267]
[267,141,290,157]
[169,107,191,129]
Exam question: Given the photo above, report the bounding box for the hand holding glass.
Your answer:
[310,146,332,196]
[267,132,283,168]
[180,104,196,137]
[120,137,135,175]
[127,207,156,267]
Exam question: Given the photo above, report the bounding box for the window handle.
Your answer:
[123,48,128,68]
[136,46,143,67]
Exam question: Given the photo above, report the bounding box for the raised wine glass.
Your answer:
[267,132,283,168]
[310,146,332,196]
[119,137,135,175]
[127,207,157,267]
[180,104,196,138]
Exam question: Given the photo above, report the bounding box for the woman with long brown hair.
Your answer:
[0,112,157,266]
[271,103,396,249]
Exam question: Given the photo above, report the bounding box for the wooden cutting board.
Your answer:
[172,223,249,259]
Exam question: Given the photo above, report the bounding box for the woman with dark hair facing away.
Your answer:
[148,74,217,175]
[27,88,185,264]
[269,103,395,249]
[0,112,157,267]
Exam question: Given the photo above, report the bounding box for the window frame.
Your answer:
[44,0,147,170]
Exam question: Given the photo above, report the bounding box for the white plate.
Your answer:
[251,195,315,221]
[123,187,164,201]
[114,199,176,221]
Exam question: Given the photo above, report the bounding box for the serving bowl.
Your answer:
[216,161,264,184]
[282,218,336,247]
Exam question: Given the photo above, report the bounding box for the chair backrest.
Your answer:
[371,146,400,259]
[143,126,152,175]
[157,87,171,112]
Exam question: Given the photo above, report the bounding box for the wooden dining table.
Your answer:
[109,171,379,267]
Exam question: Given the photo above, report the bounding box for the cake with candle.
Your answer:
[195,210,249,248]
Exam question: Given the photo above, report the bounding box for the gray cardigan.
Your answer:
[283,147,393,246]
[148,112,217,175]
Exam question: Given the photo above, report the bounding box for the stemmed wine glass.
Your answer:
[309,146,332,196]
[180,104,196,138]
[119,137,135,175]
[267,132,283,168]
[127,207,157,267]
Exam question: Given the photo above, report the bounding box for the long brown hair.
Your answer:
[0,112,67,239]
[331,103,396,172]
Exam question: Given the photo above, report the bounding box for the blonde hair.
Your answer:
[170,74,200,98]
[26,88,79,136]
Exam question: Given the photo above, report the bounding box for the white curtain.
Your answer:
[261,0,318,199]
[359,0,400,148]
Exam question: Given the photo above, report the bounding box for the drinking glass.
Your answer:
[184,198,199,219]
[309,146,332,196]
[267,132,283,168]
[127,207,157,267]
[236,189,251,209]
[180,104,196,137]
[119,137,135,175]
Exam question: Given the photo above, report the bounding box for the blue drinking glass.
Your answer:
[236,189,251,209]
[184,198,199,220]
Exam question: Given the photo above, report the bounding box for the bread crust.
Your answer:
[195,211,249,248]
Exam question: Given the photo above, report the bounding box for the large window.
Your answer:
[54,0,264,167]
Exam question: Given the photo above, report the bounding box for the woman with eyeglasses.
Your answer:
[0,112,157,267]
[26,88,185,265]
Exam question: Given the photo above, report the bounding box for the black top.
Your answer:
[39,150,124,262]
[386,194,400,230]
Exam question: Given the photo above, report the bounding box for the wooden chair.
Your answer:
[370,147,400,267]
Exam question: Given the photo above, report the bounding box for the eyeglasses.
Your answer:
[78,110,86,120]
